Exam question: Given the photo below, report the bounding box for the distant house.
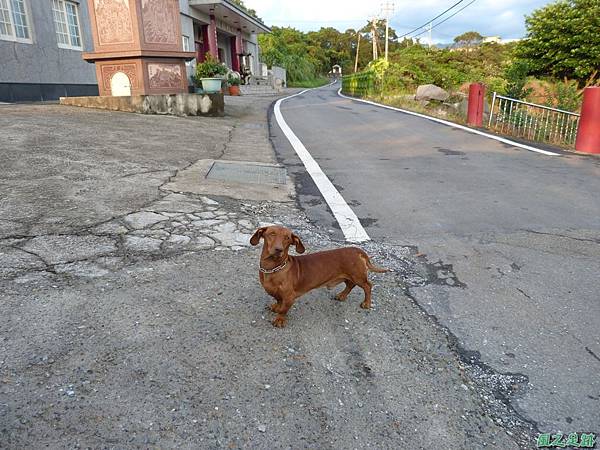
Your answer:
[483,36,502,44]
[0,0,270,102]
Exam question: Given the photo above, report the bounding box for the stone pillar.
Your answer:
[575,87,600,154]
[82,0,195,96]
[207,14,219,60]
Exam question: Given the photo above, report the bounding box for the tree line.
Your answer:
[256,0,599,102]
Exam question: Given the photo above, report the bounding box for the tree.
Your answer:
[503,60,532,100]
[453,31,483,50]
[516,0,600,83]
[258,27,320,82]
[229,0,261,21]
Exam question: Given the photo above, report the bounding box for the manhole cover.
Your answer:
[206,161,287,185]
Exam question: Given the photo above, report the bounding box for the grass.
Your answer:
[288,77,330,88]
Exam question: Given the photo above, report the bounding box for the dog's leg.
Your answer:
[335,281,355,302]
[359,280,373,309]
[272,297,295,328]
[270,295,283,313]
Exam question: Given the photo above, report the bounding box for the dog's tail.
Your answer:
[366,258,389,273]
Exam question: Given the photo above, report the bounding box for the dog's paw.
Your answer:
[272,315,288,328]
[334,293,347,302]
[360,301,371,310]
[270,303,282,313]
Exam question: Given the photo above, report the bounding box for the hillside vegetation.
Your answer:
[257,0,599,111]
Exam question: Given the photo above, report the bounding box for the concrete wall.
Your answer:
[271,66,287,86]
[0,0,96,85]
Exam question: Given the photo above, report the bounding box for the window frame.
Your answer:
[52,0,82,51]
[0,0,33,44]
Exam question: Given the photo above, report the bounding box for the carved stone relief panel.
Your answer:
[101,64,139,91]
[94,0,134,45]
[147,63,183,89]
[141,0,178,45]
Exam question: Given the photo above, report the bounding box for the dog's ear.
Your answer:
[292,233,305,254]
[250,227,268,246]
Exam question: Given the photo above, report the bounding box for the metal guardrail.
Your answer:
[488,93,580,147]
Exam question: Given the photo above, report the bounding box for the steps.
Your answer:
[240,85,281,96]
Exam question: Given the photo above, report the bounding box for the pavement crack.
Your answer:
[120,169,173,178]
[585,346,600,364]
[516,288,532,299]
[157,160,196,193]
[522,229,600,244]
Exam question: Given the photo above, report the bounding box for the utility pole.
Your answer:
[370,16,378,61]
[354,31,361,72]
[381,2,395,61]
[428,22,432,49]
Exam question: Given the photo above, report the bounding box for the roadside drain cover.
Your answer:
[206,161,287,185]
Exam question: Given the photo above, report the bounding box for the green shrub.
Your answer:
[194,54,228,85]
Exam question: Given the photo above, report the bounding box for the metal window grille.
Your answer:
[0,0,13,37]
[52,0,81,49]
[52,0,69,46]
[0,0,31,41]
[65,1,80,47]
[10,0,29,39]
[488,93,580,148]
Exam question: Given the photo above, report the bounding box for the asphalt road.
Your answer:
[271,82,600,435]
[1,101,522,449]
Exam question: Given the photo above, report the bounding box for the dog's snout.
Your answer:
[274,246,283,253]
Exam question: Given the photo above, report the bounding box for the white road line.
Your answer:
[274,86,370,243]
[337,89,560,157]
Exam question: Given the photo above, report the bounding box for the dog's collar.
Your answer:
[259,260,287,274]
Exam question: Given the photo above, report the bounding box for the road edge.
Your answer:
[337,89,561,157]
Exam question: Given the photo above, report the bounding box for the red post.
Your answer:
[207,14,219,60]
[200,25,210,61]
[575,87,600,154]
[235,29,244,57]
[467,82,485,127]
[230,36,239,71]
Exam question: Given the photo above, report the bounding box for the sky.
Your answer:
[243,0,553,43]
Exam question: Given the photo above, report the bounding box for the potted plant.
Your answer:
[194,54,228,94]
[228,74,241,96]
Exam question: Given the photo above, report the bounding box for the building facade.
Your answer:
[0,0,269,102]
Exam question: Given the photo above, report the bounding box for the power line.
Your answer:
[396,0,467,40]
[411,0,478,39]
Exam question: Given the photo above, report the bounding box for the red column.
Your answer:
[207,14,219,60]
[230,36,239,71]
[235,29,243,56]
[199,25,209,62]
[575,87,600,154]
[467,83,485,127]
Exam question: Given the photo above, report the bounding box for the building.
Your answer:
[482,36,502,44]
[0,0,270,102]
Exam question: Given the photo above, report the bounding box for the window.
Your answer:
[0,0,32,43]
[52,0,81,50]
[182,35,193,67]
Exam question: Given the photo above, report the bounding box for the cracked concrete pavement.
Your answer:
[0,97,532,448]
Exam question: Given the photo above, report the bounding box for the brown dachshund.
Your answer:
[250,225,388,328]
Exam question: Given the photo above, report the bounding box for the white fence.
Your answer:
[488,93,580,148]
